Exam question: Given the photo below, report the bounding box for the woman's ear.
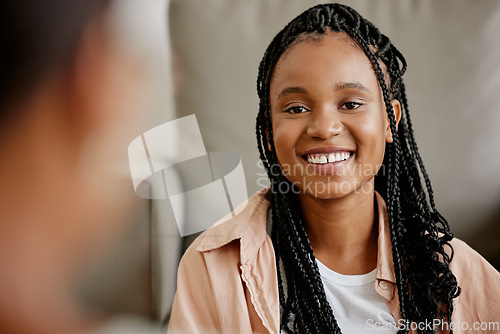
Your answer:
[385,99,402,143]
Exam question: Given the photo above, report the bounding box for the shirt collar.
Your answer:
[196,188,271,264]
[196,188,396,283]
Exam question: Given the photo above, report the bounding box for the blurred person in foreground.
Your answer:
[0,1,160,333]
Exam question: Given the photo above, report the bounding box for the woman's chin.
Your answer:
[295,182,358,200]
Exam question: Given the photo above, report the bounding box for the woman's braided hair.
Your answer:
[255,4,461,333]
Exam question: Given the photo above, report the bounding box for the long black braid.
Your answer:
[255,4,461,333]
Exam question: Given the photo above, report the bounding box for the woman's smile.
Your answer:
[299,147,355,175]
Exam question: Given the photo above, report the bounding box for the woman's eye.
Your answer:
[340,102,362,110]
[284,106,309,114]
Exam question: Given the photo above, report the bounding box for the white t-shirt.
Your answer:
[316,259,397,334]
[267,208,397,333]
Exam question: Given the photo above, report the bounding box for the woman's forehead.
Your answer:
[270,32,378,96]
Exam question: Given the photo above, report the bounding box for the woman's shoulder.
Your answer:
[448,237,500,326]
[448,237,499,283]
[169,189,276,334]
[449,237,499,277]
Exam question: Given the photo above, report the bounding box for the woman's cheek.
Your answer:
[350,116,386,167]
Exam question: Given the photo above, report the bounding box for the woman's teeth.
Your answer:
[306,152,351,164]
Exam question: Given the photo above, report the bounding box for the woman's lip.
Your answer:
[300,152,354,174]
[301,146,355,156]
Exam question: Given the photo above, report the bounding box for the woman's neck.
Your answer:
[299,183,378,275]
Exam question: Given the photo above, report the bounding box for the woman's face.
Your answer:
[269,31,400,200]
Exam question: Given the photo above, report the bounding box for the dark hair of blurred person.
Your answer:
[0,1,149,333]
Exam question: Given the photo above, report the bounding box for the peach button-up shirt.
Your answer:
[168,189,500,334]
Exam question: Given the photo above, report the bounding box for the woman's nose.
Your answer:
[306,108,343,139]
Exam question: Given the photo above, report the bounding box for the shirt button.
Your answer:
[379,281,389,290]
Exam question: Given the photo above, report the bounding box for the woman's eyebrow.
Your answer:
[335,81,371,93]
[277,82,371,101]
[277,86,308,100]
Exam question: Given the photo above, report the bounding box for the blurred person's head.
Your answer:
[0,1,148,333]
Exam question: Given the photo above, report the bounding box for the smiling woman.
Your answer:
[168,3,500,334]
